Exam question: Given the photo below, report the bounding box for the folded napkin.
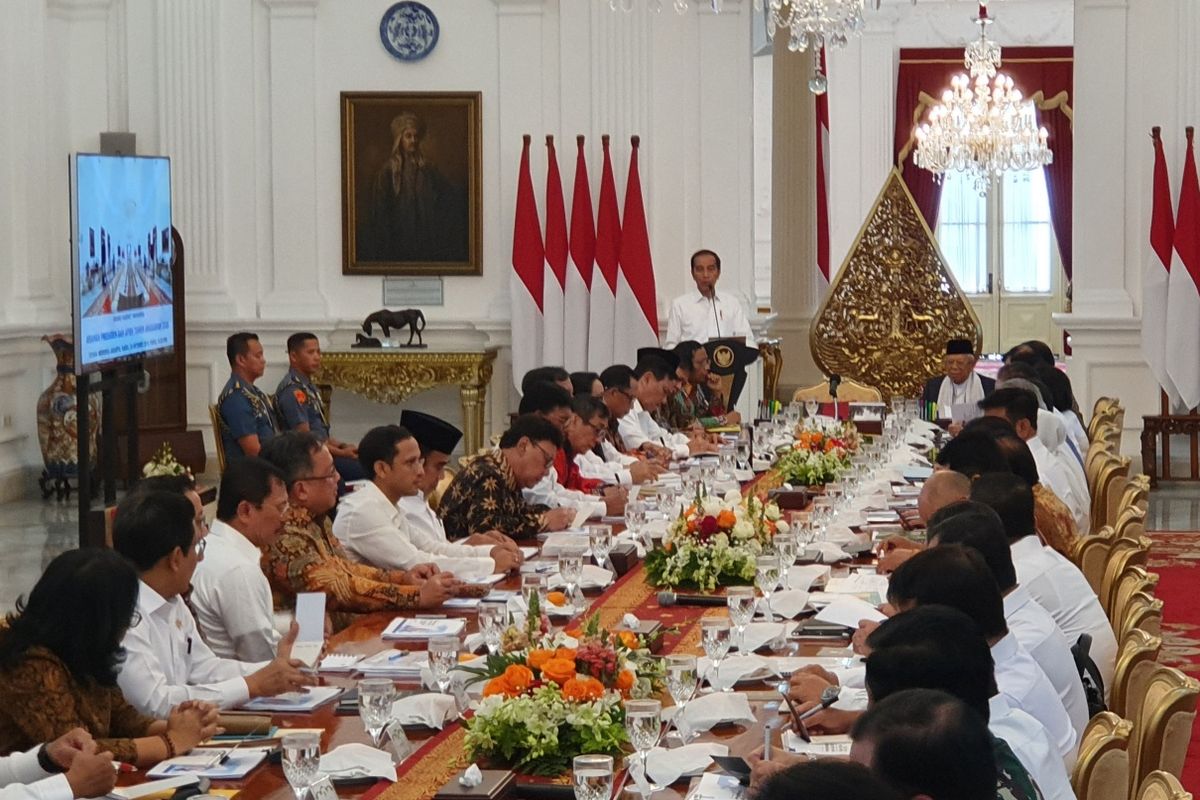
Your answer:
[824,574,889,597]
[547,564,614,590]
[319,743,397,781]
[765,589,810,620]
[645,742,730,786]
[788,565,832,591]
[821,524,859,546]
[803,542,851,563]
[391,692,457,730]
[813,597,887,628]
[697,654,773,689]
[735,621,786,653]
[674,691,755,732]
[463,632,486,654]
[540,532,590,557]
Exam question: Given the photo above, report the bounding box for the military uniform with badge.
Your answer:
[217,374,280,461]
[274,368,366,482]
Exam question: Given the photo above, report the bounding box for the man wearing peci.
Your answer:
[663,249,756,348]
[921,338,995,417]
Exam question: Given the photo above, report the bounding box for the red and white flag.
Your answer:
[588,135,620,371]
[543,136,568,366]
[510,135,545,390]
[1167,127,1200,410]
[1143,127,1179,405]
[613,136,660,362]
[564,135,595,371]
[815,46,831,287]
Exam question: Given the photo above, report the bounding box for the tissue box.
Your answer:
[433,769,515,800]
[607,542,639,576]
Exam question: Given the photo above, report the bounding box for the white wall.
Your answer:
[0,0,755,493]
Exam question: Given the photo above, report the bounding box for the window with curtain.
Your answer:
[935,169,1056,294]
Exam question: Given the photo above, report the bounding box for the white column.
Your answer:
[258,0,325,319]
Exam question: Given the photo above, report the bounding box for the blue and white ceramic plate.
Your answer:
[379,1,439,62]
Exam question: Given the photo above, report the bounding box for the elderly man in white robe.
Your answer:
[921,338,996,422]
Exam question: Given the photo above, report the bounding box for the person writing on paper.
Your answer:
[260,432,459,618]
[583,365,666,486]
[920,338,995,426]
[663,340,738,431]
[876,470,970,574]
[0,549,221,767]
[663,249,755,348]
[189,458,291,661]
[334,424,519,579]
[0,728,118,800]
[111,490,317,717]
[439,415,575,540]
[617,359,718,459]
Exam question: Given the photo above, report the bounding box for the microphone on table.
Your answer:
[657,590,727,608]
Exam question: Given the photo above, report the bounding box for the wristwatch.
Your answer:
[36,744,64,774]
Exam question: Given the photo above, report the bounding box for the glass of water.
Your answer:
[357,678,394,748]
[804,398,820,419]
[625,498,645,545]
[558,547,586,607]
[664,654,698,741]
[586,523,613,570]
[428,635,459,695]
[755,554,782,622]
[521,573,548,613]
[718,443,737,477]
[774,532,797,587]
[623,699,662,794]
[727,586,757,652]
[281,731,321,800]
[700,616,732,692]
[478,599,508,656]
[573,754,614,800]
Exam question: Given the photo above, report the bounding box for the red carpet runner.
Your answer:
[1148,531,1200,790]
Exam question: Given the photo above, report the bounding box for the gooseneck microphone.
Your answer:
[657,590,727,608]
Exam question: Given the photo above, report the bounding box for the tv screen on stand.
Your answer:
[70,153,174,375]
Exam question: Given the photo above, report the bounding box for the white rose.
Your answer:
[724,488,742,505]
[701,497,722,517]
[713,532,730,548]
[775,519,790,534]
[732,520,755,541]
[764,504,782,521]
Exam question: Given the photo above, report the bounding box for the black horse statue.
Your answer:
[361,308,427,347]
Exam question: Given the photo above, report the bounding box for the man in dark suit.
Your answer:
[921,338,995,420]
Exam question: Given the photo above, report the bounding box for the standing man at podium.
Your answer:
[663,249,756,348]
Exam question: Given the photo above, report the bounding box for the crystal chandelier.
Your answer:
[913,2,1052,194]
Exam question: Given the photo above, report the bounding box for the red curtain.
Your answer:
[894,47,1073,273]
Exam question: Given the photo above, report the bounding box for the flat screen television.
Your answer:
[70,153,175,374]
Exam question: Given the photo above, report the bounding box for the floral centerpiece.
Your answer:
[141,442,193,480]
[643,487,786,591]
[460,598,659,776]
[774,419,859,486]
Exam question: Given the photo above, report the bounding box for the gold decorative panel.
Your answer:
[810,169,981,401]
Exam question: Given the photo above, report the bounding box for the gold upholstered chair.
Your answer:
[792,378,882,404]
[1117,591,1164,643]
[1092,455,1132,534]
[208,404,227,475]
[1128,665,1200,793]
[1073,530,1114,598]
[1114,504,1149,544]
[1071,711,1133,800]
[1137,771,1193,800]
[1121,475,1151,514]
[1101,536,1152,617]
[1109,628,1162,721]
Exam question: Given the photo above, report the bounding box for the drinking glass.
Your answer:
[755,554,782,622]
[726,586,756,651]
[478,599,508,656]
[718,443,737,477]
[281,731,320,800]
[357,678,394,748]
[773,532,797,588]
[736,439,752,471]
[558,547,586,606]
[623,699,662,794]
[658,485,682,519]
[521,573,548,613]
[804,398,820,419]
[625,498,646,545]
[428,635,459,695]
[586,524,613,571]
[700,616,732,692]
[664,654,698,741]
[573,754,614,800]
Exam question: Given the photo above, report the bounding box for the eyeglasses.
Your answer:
[585,419,607,437]
[257,499,291,515]
[296,470,339,483]
[535,444,556,468]
[193,537,207,557]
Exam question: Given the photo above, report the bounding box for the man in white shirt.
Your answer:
[981,387,1090,533]
[663,249,755,348]
[928,502,1090,744]
[398,409,514,547]
[0,729,117,800]
[577,365,664,486]
[112,489,315,717]
[971,472,1118,697]
[190,457,290,661]
[617,360,717,459]
[335,425,519,579]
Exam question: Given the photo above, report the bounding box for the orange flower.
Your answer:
[716,509,737,529]
[546,591,568,607]
[527,648,556,671]
[615,669,635,697]
[502,664,535,692]
[540,657,578,685]
[564,626,583,640]
[617,630,639,650]
[483,676,513,697]
[554,647,578,661]
[561,676,605,702]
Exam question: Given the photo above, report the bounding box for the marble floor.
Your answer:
[2,482,1200,613]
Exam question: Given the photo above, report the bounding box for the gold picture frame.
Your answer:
[340,91,482,276]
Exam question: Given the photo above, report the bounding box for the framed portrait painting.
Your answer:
[341,91,482,276]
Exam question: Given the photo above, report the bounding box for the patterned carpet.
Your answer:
[1147,531,1200,790]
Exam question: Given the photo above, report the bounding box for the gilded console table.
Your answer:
[317,348,498,455]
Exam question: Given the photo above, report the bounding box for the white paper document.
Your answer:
[146,747,272,779]
[240,685,343,713]
[382,616,466,640]
[782,731,853,757]
[290,592,325,668]
[813,597,887,628]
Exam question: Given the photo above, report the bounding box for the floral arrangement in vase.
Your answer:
[142,442,194,480]
[460,598,660,776]
[774,419,859,486]
[643,487,786,591]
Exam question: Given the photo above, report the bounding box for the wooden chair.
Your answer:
[1104,465,1134,533]
[1073,528,1114,597]
[1122,475,1151,513]
[1113,504,1148,544]
[1089,410,1121,449]
[1101,536,1151,617]
[208,403,227,474]
[428,468,457,512]
[1092,455,1132,533]
[1117,591,1164,643]
[1110,565,1161,626]
[792,378,882,403]
[1129,665,1200,793]
[1087,446,1119,498]
[1137,771,1193,800]
[1110,628,1162,721]
[1072,711,1133,800]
